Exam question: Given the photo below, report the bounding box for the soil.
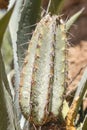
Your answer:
[0,0,9,9]
[67,41,87,97]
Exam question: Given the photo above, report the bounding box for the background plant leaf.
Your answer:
[66,8,84,31]
[82,115,87,130]
[74,67,87,117]
[49,0,65,14]
[0,50,19,130]
[9,0,24,119]
[17,0,41,68]
[0,4,15,47]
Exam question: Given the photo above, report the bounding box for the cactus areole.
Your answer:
[19,14,68,125]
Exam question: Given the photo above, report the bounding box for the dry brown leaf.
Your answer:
[66,97,79,130]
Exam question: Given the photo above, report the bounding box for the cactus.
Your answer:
[19,14,69,125]
[18,7,86,129]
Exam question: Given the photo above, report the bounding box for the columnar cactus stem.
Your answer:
[19,14,68,125]
[30,15,55,125]
[51,19,68,117]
